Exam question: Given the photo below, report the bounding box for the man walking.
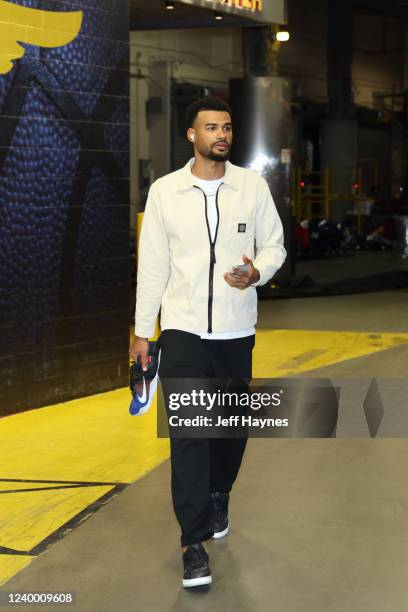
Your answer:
[130,97,286,588]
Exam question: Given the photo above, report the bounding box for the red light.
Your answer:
[299,181,305,187]
[353,183,359,190]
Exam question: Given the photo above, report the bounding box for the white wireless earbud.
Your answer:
[191,135,195,142]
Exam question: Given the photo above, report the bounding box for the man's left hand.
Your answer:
[224,255,260,290]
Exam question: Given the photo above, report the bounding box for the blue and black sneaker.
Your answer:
[129,341,161,416]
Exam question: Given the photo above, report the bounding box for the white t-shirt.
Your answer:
[192,174,255,340]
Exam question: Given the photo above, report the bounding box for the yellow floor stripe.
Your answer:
[253,329,408,377]
[0,389,169,585]
[0,485,114,551]
[0,556,33,587]
[1,327,408,585]
[0,389,168,484]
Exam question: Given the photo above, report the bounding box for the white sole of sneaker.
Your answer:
[182,575,212,588]
[212,524,229,539]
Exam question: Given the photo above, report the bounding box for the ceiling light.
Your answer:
[214,11,223,20]
[276,30,290,42]
[165,0,175,9]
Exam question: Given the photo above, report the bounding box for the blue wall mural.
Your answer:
[0,0,130,415]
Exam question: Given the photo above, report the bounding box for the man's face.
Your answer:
[188,110,233,162]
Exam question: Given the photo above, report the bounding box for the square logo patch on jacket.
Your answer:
[238,223,246,233]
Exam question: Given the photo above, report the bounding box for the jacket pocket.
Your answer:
[227,215,255,260]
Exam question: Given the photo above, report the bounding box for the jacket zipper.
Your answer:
[193,183,222,334]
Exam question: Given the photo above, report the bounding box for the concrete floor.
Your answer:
[3,289,408,612]
[296,250,408,284]
[258,288,408,334]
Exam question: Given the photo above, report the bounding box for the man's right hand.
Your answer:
[130,335,149,371]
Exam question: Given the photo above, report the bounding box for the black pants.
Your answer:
[157,329,255,546]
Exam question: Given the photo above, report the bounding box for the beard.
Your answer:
[206,147,231,162]
[195,141,231,162]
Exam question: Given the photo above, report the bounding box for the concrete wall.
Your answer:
[278,0,328,102]
[276,0,405,195]
[0,0,130,416]
[278,0,405,109]
[352,14,405,111]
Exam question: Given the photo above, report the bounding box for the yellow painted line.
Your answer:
[0,556,33,587]
[0,389,169,586]
[0,485,114,551]
[253,329,408,377]
[0,389,169,484]
[1,327,407,586]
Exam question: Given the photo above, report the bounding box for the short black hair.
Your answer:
[185,96,232,130]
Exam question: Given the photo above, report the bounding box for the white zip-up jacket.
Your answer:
[135,158,287,338]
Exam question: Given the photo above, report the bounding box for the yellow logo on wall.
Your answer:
[0,0,83,75]
[221,0,262,10]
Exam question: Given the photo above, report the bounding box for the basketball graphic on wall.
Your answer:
[0,0,130,415]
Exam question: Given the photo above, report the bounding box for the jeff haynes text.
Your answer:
[168,415,289,428]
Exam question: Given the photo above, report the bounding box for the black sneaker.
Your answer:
[182,542,212,588]
[211,491,229,539]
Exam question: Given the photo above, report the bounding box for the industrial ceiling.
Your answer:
[129,0,408,30]
[129,0,267,30]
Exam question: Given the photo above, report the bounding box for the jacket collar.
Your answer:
[177,157,240,191]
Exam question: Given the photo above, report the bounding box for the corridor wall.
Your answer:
[0,0,130,416]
